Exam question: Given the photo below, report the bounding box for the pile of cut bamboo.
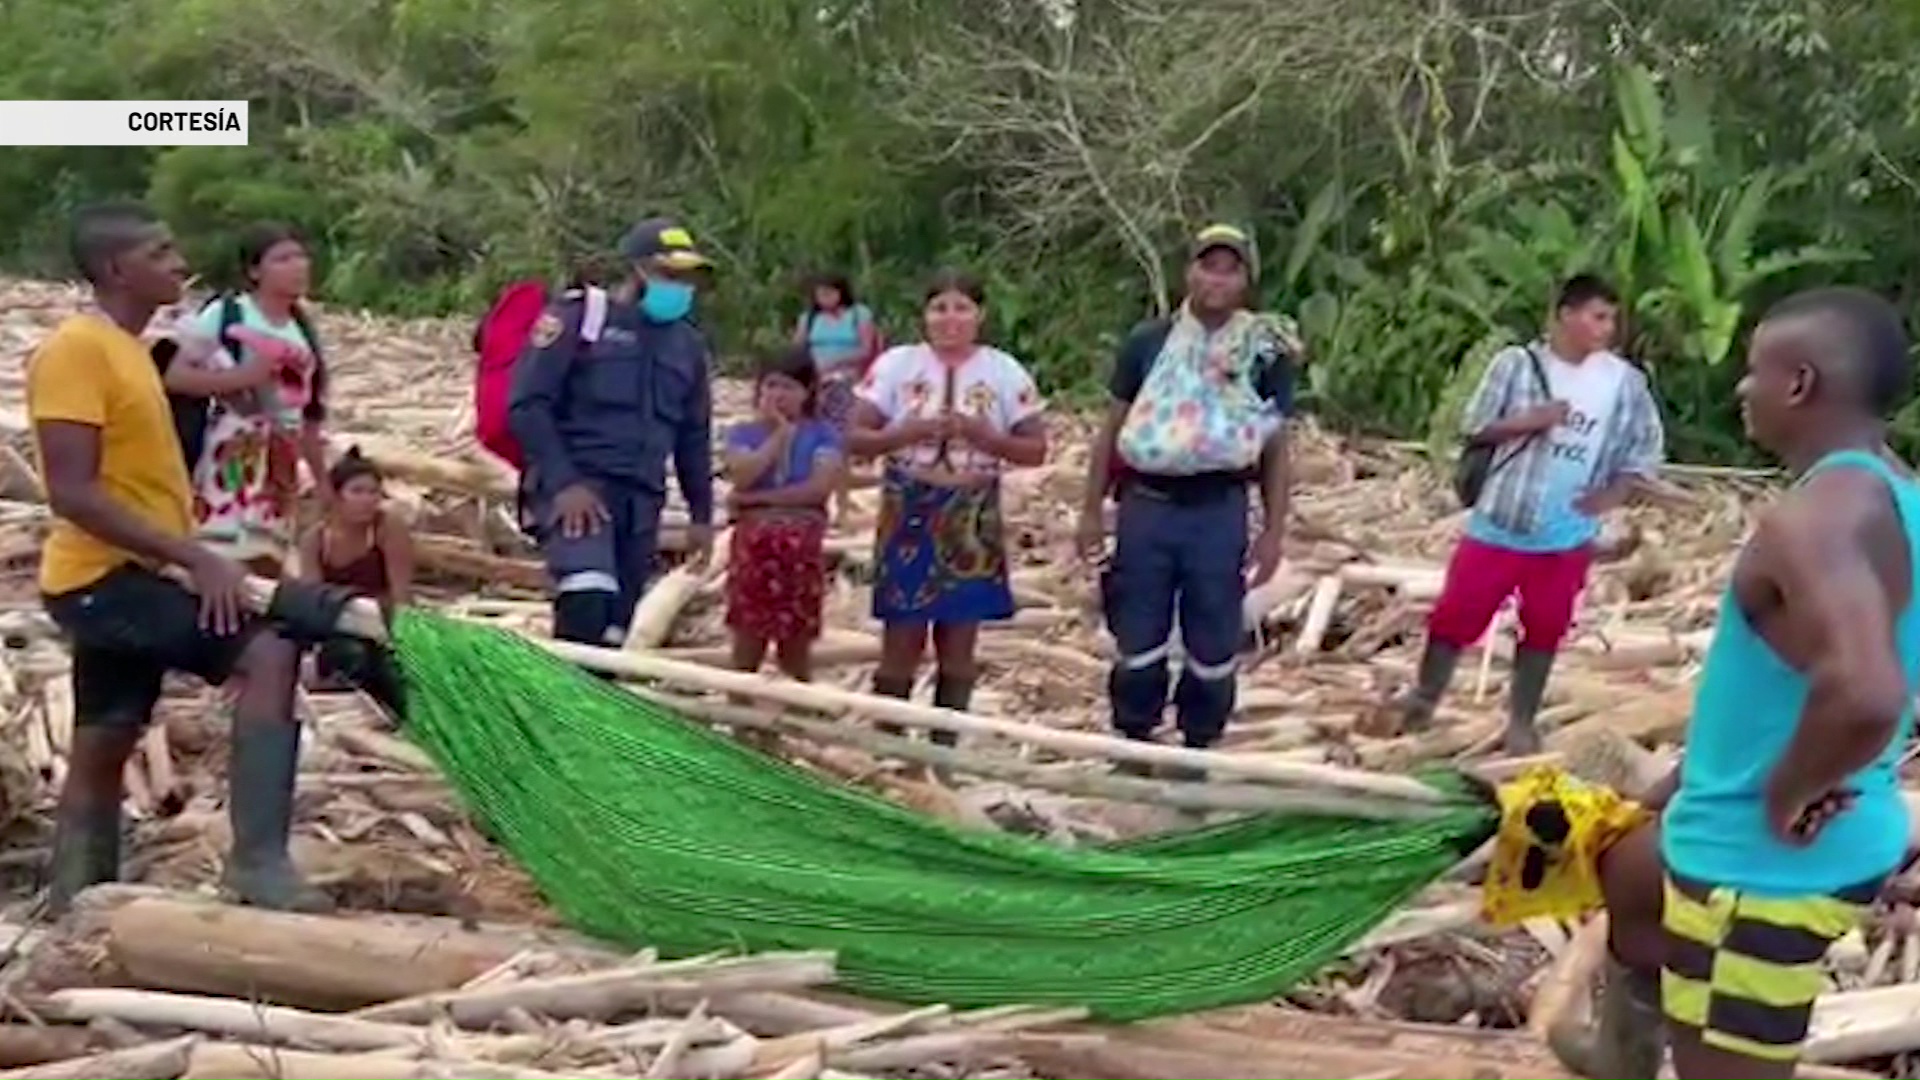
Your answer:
[0,885,1094,1080]
[11,276,1920,1078]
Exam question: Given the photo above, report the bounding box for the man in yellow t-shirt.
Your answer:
[30,201,326,915]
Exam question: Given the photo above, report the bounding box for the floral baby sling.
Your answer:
[1116,306,1292,476]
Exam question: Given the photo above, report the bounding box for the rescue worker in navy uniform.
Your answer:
[509,219,716,647]
[1076,225,1296,770]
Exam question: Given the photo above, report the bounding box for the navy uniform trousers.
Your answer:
[1102,483,1248,748]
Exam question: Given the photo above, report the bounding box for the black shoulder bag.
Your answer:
[1450,345,1552,508]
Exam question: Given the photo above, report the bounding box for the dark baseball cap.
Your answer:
[1190,223,1256,280]
[618,217,711,271]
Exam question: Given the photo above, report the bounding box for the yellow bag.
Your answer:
[1481,764,1652,927]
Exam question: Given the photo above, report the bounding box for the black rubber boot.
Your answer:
[1393,641,1461,732]
[1506,647,1557,756]
[265,578,357,646]
[222,721,331,912]
[44,802,122,917]
[553,591,621,681]
[872,674,913,737]
[930,673,973,750]
[1547,954,1664,1079]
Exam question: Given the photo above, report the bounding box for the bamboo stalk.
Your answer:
[352,951,834,1027]
[242,576,1453,806]
[643,690,1452,821]
[37,988,533,1057]
[0,1035,197,1080]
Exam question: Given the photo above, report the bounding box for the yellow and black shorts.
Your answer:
[1661,873,1878,1061]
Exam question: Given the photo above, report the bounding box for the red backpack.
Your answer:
[472,281,608,469]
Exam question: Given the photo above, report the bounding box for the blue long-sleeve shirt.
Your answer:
[506,294,715,525]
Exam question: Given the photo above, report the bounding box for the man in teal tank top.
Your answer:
[1553,288,1920,1080]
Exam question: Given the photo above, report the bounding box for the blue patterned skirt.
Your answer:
[872,468,1015,625]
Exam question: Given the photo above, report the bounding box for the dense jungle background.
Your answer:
[3,0,1917,463]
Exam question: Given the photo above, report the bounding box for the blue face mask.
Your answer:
[639,279,695,323]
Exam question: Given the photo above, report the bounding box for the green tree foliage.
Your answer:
[5,0,1920,461]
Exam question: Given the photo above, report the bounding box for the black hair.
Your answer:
[806,272,856,312]
[231,221,329,423]
[922,267,986,307]
[756,344,820,415]
[1764,287,1913,414]
[237,222,306,286]
[1555,274,1620,312]
[69,201,163,286]
[328,446,383,492]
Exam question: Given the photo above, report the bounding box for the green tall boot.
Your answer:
[222,721,331,912]
[1547,954,1664,1078]
[44,802,122,917]
[1506,647,1557,756]
[1393,641,1462,733]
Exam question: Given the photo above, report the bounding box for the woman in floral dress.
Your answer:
[845,269,1048,745]
[167,223,331,577]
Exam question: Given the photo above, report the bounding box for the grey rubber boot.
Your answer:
[1547,954,1664,1079]
[44,802,122,917]
[872,674,913,737]
[1505,647,1557,756]
[1393,641,1462,733]
[222,721,330,912]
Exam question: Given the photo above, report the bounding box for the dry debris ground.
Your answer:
[0,276,1911,1078]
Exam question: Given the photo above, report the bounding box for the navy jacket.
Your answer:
[507,295,715,525]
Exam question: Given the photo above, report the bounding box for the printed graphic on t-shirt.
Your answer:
[857,345,1043,475]
[1532,353,1626,538]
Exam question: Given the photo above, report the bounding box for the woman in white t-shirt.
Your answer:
[846,269,1048,743]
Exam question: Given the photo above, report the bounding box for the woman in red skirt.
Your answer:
[724,346,846,679]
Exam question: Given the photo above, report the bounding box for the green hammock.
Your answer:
[386,609,1499,1022]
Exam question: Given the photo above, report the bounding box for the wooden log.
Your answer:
[32,889,867,1043]
[1293,576,1341,656]
[758,1048,825,1080]
[0,1035,196,1080]
[412,537,547,591]
[832,1029,1097,1073]
[1806,981,1920,1062]
[1062,1006,1920,1080]
[328,437,516,501]
[181,1044,583,1080]
[622,566,705,651]
[139,726,176,812]
[1027,1009,1579,1080]
[642,1000,711,1080]
[352,951,836,1028]
[1349,901,1480,954]
[0,1027,101,1070]
[37,888,621,1012]
[1530,914,1608,1041]
[743,1005,947,1074]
